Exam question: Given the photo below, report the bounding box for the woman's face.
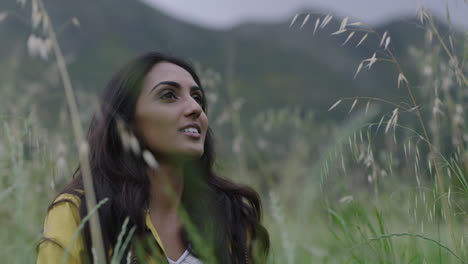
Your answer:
[133,62,208,163]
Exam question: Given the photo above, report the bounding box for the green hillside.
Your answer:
[1,0,446,124]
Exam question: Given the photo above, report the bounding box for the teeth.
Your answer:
[183,127,199,133]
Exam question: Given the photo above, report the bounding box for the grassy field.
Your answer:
[0,1,467,263]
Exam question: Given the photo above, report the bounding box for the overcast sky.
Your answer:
[143,0,468,30]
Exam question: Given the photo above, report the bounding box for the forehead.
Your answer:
[143,62,197,89]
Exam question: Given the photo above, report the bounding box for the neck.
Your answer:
[147,160,185,215]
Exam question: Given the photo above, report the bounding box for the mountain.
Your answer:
[0,0,454,129]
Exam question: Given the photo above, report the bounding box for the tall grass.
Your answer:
[286,6,467,263]
[0,1,466,264]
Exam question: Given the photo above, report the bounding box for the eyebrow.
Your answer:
[150,81,203,94]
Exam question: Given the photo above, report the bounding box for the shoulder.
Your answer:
[44,192,83,225]
[43,190,85,239]
[52,192,82,208]
[46,191,82,222]
[37,191,85,264]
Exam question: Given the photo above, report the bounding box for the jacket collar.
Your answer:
[144,210,168,257]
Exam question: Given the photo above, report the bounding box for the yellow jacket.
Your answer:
[37,192,188,264]
[37,192,251,264]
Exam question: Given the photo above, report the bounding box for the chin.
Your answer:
[178,148,204,160]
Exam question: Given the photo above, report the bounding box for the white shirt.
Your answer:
[167,249,203,264]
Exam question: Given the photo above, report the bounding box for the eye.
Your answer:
[192,93,204,105]
[161,91,177,100]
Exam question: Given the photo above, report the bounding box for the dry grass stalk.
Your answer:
[36,0,107,262]
[384,108,399,134]
[339,17,349,30]
[397,73,408,89]
[320,14,333,29]
[363,52,377,69]
[142,150,159,170]
[379,31,388,47]
[331,28,346,36]
[0,11,8,21]
[353,61,364,79]
[300,14,310,29]
[349,99,358,113]
[71,17,80,27]
[384,36,391,50]
[348,22,363,27]
[356,33,368,47]
[313,17,320,35]
[342,31,355,46]
[328,99,342,111]
[289,14,299,28]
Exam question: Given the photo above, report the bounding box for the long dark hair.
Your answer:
[41,52,269,263]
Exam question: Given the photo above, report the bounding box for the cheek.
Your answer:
[204,117,209,137]
[135,109,173,145]
[202,115,209,133]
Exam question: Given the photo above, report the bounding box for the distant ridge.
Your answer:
[0,0,460,127]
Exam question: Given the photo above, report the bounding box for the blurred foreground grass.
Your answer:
[0,105,466,263]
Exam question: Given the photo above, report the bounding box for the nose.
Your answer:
[184,96,203,119]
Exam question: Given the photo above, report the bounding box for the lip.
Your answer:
[182,130,201,139]
[179,123,202,139]
[179,123,201,133]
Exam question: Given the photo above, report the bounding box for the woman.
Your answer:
[37,52,269,264]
